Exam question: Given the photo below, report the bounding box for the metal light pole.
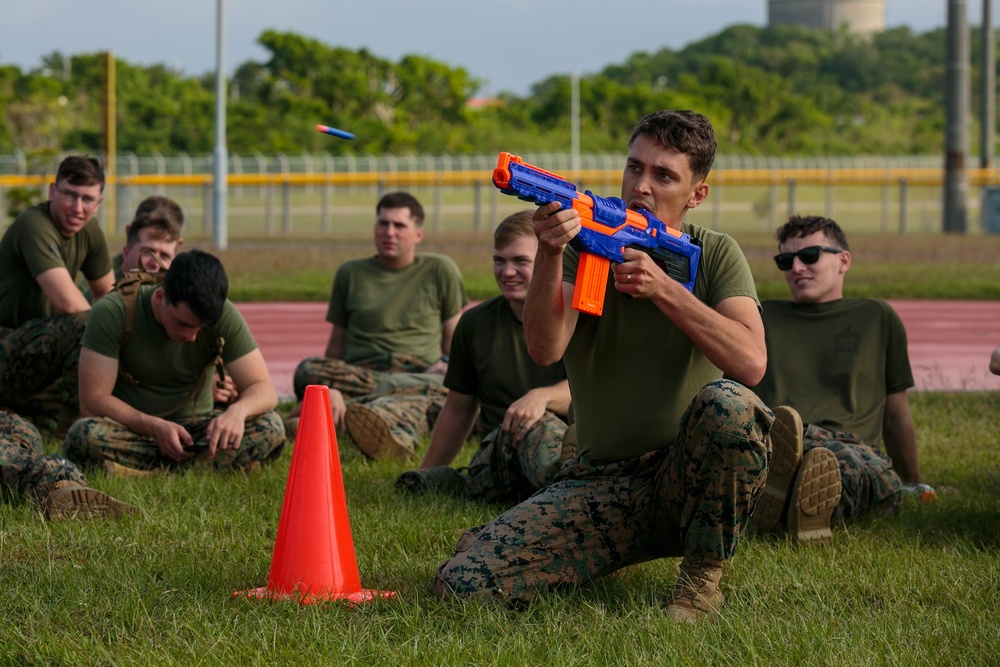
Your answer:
[213,0,228,249]
[981,0,995,169]
[571,70,580,176]
[944,0,970,233]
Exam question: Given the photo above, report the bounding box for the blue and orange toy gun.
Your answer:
[492,152,701,316]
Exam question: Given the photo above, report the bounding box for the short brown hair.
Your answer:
[55,155,105,191]
[776,215,850,251]
[493,210,534,250]
[376,191,425,226]
[127,196,184,246]
[627,110,717,184]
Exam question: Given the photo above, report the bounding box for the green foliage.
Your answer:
[3,186,45,219]
[0,24,996,156]
[2,148,59,218]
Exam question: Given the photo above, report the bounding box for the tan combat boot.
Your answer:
[102,460,161,479]
[786,447,842,544]
[665,554,725,622]
[752,405,804,531]
[42,481,137,520]
[344,404,417,460]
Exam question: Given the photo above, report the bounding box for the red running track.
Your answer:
[236,300,1000,398]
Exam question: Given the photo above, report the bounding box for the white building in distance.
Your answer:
[768,0,885,36]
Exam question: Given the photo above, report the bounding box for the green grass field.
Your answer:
[1,234,998,665]
[205,229,1000,303]
[1,393,997,665]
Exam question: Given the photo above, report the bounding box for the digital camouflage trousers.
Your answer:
[464,411,569,505]
[62,409,286,473]
[347,378,449,453]
[395,411,570,506]
[803,424,903,521]
[0,313,89,433]
[1,410,86,503]
[293,353,429,401]
[434,380,773,602]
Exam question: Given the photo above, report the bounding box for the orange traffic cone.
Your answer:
[235,385,396,604]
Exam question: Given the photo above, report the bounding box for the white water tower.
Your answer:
[768,0,885,35]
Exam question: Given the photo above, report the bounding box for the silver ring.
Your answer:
[627,273,632,283]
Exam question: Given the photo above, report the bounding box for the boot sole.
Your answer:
[787,447,842,543]
[752,406,803,531]
[102,460,162,479]
[344,404,416,461]
[46,487,137,521]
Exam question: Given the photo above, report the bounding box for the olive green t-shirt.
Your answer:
[754,298,914,447]
[445,295,566,433]
[562,222,759,463]
[327,254,468,365]
[0,203,111,327]
[82,284,258,417]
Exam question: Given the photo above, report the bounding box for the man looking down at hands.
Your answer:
[63,250,285,475]
[434,110,774,622]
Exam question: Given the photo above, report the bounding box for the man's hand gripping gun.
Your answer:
[492,152,701,316]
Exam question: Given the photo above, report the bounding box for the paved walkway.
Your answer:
[236,300,1000,398]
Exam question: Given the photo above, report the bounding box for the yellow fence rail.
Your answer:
[2,167,1000,188]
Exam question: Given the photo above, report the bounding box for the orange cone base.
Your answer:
[233,586,396,606]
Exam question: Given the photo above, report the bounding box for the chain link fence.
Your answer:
[2,152,991,239]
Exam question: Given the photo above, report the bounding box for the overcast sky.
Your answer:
[0,1,987,95]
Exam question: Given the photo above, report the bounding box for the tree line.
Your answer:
[0,23,995,161]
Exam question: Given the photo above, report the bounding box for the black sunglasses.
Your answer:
[773,245,843,271]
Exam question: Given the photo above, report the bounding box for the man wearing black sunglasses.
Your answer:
[752,214,928,543]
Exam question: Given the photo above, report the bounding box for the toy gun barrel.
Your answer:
[492,152,700,316]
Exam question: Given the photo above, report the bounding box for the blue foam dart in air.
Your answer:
[316,124,356,140]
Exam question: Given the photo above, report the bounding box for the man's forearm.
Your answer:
[229,380,277,419]
[883,394,922,485]
[81,392,161,439]
[420,398,477,468]
[523,252,571,366]
[650,285,767,386]
[884,425,921,484]
[533,380,571,418]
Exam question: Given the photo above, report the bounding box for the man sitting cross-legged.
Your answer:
[63,250,285,475]
[287,191,467,435]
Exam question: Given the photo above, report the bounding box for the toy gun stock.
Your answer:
[492,152,701,316]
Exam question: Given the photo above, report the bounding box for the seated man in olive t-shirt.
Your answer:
[63,251,285,475]
[0,156,114,432]
[288,191,467,433]
[751,214,928,543]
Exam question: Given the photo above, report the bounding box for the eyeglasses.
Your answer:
[773,245,843,271]
[55,186,102,209]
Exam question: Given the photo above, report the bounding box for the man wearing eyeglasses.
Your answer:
[751,214,925,543]
[0,155,114,434]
